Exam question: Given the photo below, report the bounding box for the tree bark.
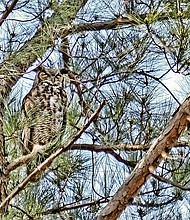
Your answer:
[95,95,190,220]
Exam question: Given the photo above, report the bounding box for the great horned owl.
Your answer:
[22,66,67,154]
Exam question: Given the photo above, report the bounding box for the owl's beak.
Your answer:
[51,76,55,82]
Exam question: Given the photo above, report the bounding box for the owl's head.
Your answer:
[34,66,68,86]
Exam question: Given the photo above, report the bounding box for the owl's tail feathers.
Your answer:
[21,126,33,155]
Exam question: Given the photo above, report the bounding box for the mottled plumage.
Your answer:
[22,67,67,154]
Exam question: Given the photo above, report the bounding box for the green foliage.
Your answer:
[67,100,82,130]
[3,101,23,160]
[0,0,190,219]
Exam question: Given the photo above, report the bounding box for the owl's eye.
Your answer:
[56,74,62,80]
[39,72,49,80]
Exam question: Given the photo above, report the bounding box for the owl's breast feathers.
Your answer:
[22,80,67,154]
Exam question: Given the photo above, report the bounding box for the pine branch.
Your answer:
[94,94,190,220]
[7,142,189,174]
[152,174,190,191]
[6,143,147,173]
[0,100,106,211]
[41,197,109,216]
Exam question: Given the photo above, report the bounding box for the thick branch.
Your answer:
[58,8,190,36]
[7,143,147,173]
[0,100,105,210]
[95,94,190,220]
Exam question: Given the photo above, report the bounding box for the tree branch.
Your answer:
[95,94,190,220]
[6,143,147,173]
[133,194,181,208]
[152,174,190,191]
[0,0,19,26]
[73,143,148,151]
[7,141,189,174]
[0,100,106,211]
[58,8,190,36]
[41,197,109,216]
[60,17,140,36]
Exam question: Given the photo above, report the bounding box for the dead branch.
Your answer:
[0,100,106,211]
[95,94,190,220]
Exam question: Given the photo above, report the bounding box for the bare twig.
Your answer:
[152,174,190,191]
[10,204,33,219]
[41,197,110,215]
[0,0,19,26]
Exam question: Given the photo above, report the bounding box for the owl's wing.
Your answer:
[60,89,67,130]
[22,126,32,154]
[21,92,35,154]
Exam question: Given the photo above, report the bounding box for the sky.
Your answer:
[1,1,190,219]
